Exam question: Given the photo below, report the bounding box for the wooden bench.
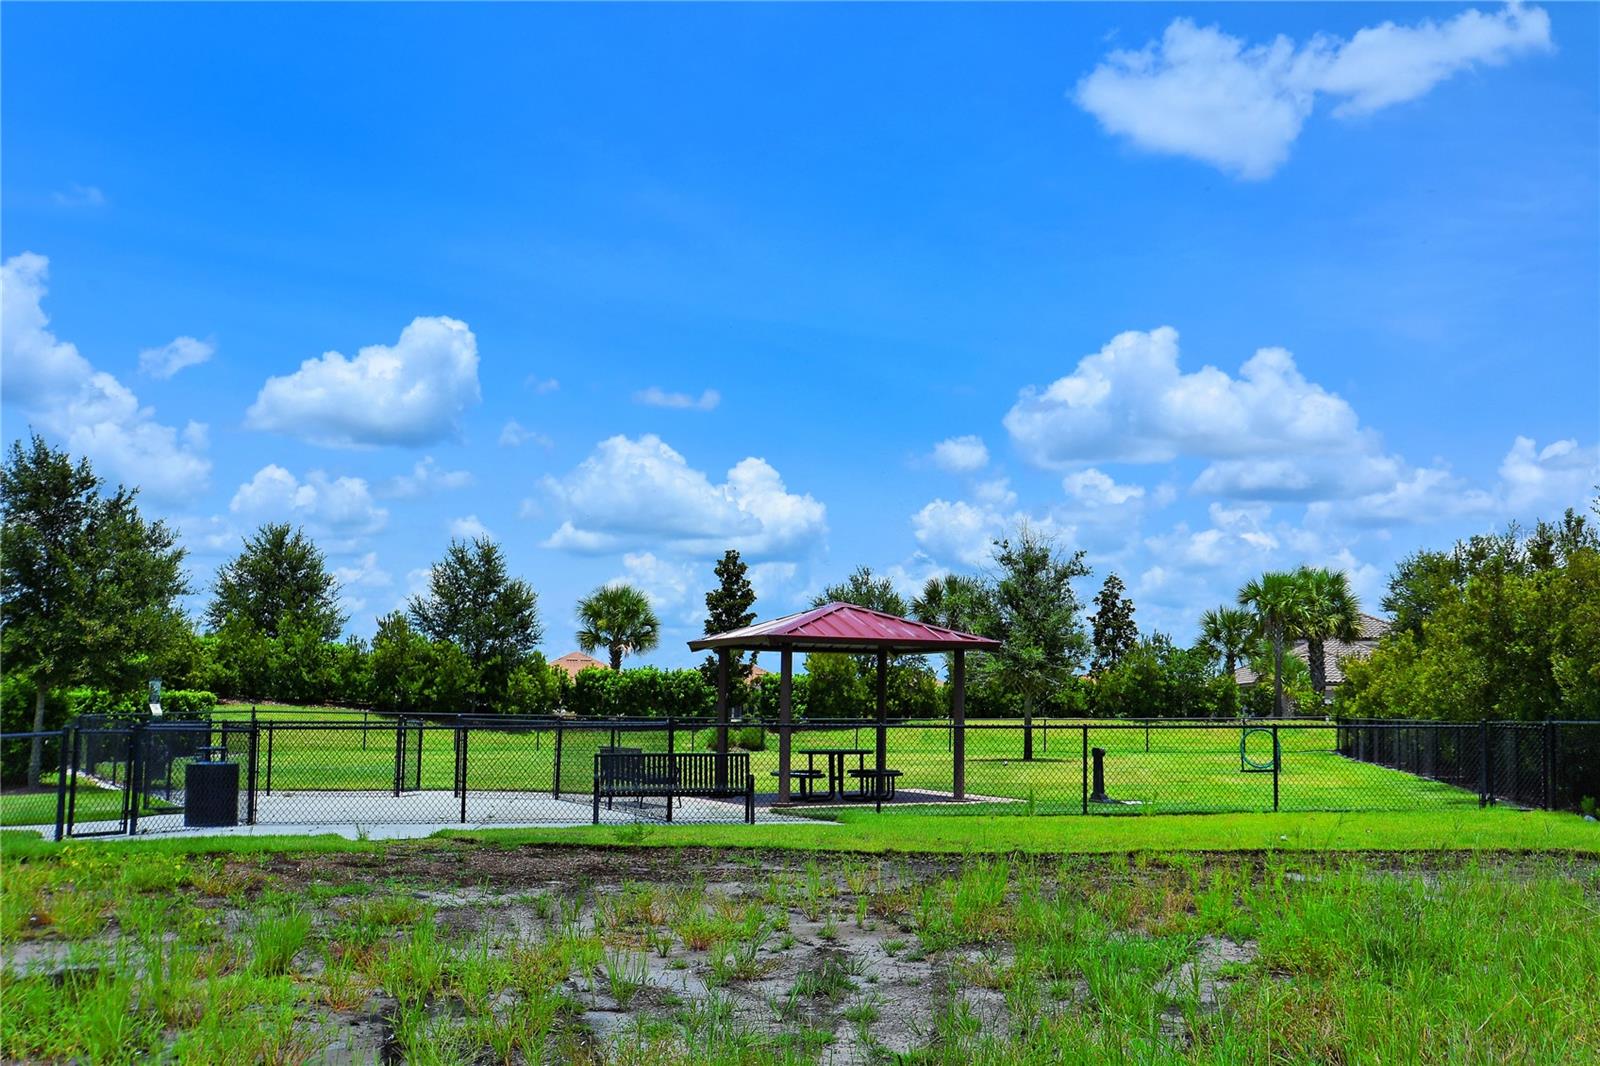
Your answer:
[847,768,903,800]
[770,768,827,800]
[593,751,754,824]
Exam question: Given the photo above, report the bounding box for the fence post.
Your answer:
[552,721,564,799]
[1081,725,1089,815]
[1271,725,1280,812]
[1543,720,1556,811]
[127,721,143,836]
[1478,720,1491,808]
[246,721,259,825]
[265,722,275,795]
[459,727,468,824]
[393,721,405,797]
[54,728,70,842]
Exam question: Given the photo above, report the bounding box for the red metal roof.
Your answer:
[687,602,1001,654]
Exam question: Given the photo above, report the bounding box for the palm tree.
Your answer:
[1237,571,1304,717]
[1292,567,1361,700]
[1198,606,1255,679]
[576,584,660,670]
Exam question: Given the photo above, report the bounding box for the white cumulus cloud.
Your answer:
[498,420,552,448]
[1075,4,1552,179]
[230,465,388,536]
[1497,436,1599,513]
[1005,326,1364,469]
[930,435,990,473]
[139,336,215,379]
[246,316,481,447]
[0,252,210,499]
[542,434,826,558]
[449,515,494,541]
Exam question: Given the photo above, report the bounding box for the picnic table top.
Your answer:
[796,747,873,756]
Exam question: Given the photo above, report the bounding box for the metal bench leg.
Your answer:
[666,787,673,822]
[593,784,600,825]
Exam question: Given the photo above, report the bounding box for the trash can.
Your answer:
[184,745,239,827]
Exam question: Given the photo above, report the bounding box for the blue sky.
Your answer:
[4,2,1597,667]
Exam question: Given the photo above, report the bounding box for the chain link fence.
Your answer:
[7,714,1597,837]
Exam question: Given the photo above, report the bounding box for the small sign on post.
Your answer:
[148,678,163,718]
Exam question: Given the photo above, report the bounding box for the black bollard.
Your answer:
[1089,747,1110,803]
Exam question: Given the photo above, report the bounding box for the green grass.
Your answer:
[1,835,1595,1063]
[3,806,1595,863]
[0,777,126,828]
[178,714,1479,816]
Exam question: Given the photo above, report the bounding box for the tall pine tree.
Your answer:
[1090,573,1138,673]
[702,549,757,684]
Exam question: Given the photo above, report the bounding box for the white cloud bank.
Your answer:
[1075,3,1552,178]
[379,457,473,499]
[246,316,481,447]
[542,434,826,558]
[0,253,211,499]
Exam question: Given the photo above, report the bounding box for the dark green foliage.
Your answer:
[1089,573,1137,672]
[702,549,757,685]
[206,523,345,641]
[409,537,542,710]
[911,573,994,635]
[1340,508,1600,722]
[63,687,216,720]
[812,565,908,617]
[566,667,715,719]
[1089,636,1234,718]
[1,435,189,784]
[368,612,476,714]
[982,527,1090,752]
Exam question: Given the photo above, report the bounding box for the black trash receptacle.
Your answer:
[185,748,239,827]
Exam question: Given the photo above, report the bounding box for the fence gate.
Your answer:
[64,725,133,838]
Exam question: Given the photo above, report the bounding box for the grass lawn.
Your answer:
[1,831,1595,1063]
[0,777,129,828]
[189,713,1477,816]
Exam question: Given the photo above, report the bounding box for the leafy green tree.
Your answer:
[576,583,660,671]
[1237,571,1304,717]
[1089,573,1137,673]
[1381,549,1460,641]
[1090,635,1233,719]
[1293,567,1362,699]
[701,549,757,685]
[982,525,1090,758]
[206,522,345,641]
[408,537,542,709]
[812,565,908,616]
[1,435,188,785]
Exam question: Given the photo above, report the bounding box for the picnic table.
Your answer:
[797,747,873,800]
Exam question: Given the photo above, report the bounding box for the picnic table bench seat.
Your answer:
[770,767,827,799]
[847,767,903,800]
[594,750,754,823]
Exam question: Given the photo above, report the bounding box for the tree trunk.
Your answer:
[1272,628,1286,718]
[609,645,623,671]
[1307,637,1327,699]
[27,682,48,790]
[1022,693,1034,761]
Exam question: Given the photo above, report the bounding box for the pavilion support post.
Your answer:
[875,649,888,777]
[715,649,730,793]
[952,649,966,801]
[778,649,793,804]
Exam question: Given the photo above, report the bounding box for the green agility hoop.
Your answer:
[1240,726,1280,773]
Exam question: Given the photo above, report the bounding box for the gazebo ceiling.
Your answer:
[688,601,1000,655]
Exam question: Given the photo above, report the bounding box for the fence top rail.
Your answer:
[0,730,66,741]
